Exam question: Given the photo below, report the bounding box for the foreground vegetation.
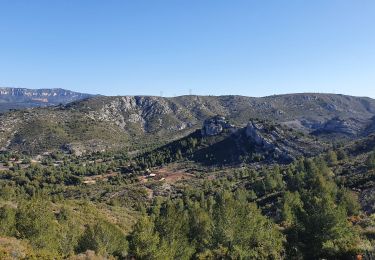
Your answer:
[0,144,374,258]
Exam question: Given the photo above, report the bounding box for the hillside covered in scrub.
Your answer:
[2,0,375,258]
[1,93,375,155]
[0,92,374,259]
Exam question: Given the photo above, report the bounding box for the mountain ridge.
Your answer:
[0,87,93,112]
[1,92,375,155]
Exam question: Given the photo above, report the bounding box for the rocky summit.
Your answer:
[201,115,235,136]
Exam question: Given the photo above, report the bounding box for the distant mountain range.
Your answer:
[1,90,375,155]
[0,87,93,112]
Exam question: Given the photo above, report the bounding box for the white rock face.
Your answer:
[245,121,275,150]
[201,115,234,136]
[0,87,90,100]
[204,123,224,136]
[316,117,364,136]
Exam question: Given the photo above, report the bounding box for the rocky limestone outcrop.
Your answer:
[0,87,93,112]
[0,87,91,101]
[201,115,234,136]
[245,120,296,162]
[245,121,275,150]
[313,117,367,136]
[91,96,188,132]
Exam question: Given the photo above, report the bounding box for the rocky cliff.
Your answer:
[245,119,324,162]
[201,115,235,136]
[0,87,93,112]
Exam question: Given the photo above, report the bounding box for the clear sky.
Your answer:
[0,1,374,97]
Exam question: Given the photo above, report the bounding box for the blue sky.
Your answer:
[0,1,374,97]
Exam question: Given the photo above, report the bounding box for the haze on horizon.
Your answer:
[0,1,374,98]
